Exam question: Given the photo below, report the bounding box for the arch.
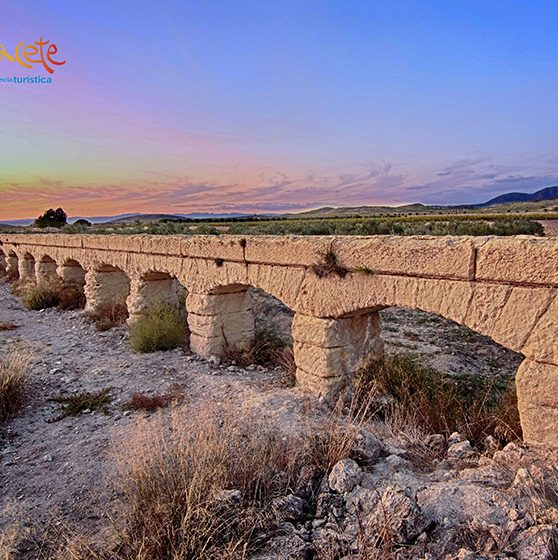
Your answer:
[36,254,58,281]
[20,252,36,279]
[84,263,131,316]
[6,251,19,281]
[58,258,86,287]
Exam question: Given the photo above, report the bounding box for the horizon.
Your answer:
[2,1,558,220]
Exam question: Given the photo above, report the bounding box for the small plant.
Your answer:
[48,388,113,421]
[85,303,128,331]
[19,279,62,310]
[128,303,186,352]
[311,248,348,278]
[124,384,184,412]
[223,326,291,368]
[0,348,33,421]
[0,322,19,331]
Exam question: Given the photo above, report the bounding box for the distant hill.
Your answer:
[480,186,558,207]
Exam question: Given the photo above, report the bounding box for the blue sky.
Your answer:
[1,0,558,218]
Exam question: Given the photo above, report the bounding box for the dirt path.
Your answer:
[0,282,302,547]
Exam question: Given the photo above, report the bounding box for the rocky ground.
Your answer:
[1,280,557,559]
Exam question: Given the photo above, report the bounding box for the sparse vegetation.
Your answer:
[128,303,186,352]
[19,278,62,310]
[0,348,33,421]
[0,322,19,331]
[85,302,128,331]
[356,353,522,446]
[48,388,113,421]
[57,284,86,310]
[311,248,348,278]
[223,325,293,370]
[124,384,184,412]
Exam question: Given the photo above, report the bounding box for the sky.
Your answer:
[1,0,558,220]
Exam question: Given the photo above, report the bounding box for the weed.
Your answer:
[0,322,20,331]
[48,388,113,421]
[128,303,186,352]
[124,384,184,412]
[0,348,33,421]
[223,325,291,368]
[312,248,348,278]
[19,279,62,310]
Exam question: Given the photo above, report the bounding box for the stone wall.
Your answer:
[1,233,557,447]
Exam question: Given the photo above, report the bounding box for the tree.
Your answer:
[34,208,67,228]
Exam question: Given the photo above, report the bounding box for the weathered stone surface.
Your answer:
[516,359,558,447]
[522,293,558,365]
[476,237,558,286]
[334,235,476,280]
[328,459,362,493]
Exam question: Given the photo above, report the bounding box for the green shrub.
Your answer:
[129,303,186,352]
[356,353,521,446]
[49,388,113,421]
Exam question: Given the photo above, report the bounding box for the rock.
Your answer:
[514,525,558,560]
[368,486,429,544]
[211,489,242,507]
[252,533,311,559]
[271,494,305,522]
[43,454,53,462]
[207,355,220,366]
[447,440,474,460]
[328,459,362,494]
[351,429,383,465]
[424,433,446,454]
[448,432,464,445]
[493,442,525,463]
[385,454,410,470]
[481,435,499,455]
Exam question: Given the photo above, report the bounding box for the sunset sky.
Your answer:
[1,0,558,220]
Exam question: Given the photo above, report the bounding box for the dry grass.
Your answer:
[0,322,20,331]
[223,326,294,371]
[85,303,129,331]
[124,384,185,412]
[0,348,33,421]
[10,277,85,311]
[355,353,522,447]
[311,248,348,278]
[128,303,186,352]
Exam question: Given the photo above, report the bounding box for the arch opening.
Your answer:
[6,252,19,281]
[127,270,189,352]
[20,253,36,280]
[36,255,58,282]
[84,264,131,330]
[0,250,6,276]
[353,306,525,448]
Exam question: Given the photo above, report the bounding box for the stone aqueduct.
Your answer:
[0,233,557,447]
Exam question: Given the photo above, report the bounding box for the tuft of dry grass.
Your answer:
[0,348,33,421]
[311,248,348,278]
[85,303,128,331]
[124,384,185,412]
[19,279,62,310]
[223,326,292,370]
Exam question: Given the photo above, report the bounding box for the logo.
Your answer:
[0,37,66,75]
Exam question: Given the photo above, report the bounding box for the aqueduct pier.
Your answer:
[1,233,557,447]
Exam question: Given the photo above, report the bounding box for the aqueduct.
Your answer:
[0,233,557,447]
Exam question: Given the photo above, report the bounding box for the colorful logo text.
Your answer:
[0,37,66,74]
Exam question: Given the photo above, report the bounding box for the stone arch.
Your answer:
[36,254,58,282]
[57,258,87,287]
[19,252,36,280]
[127,269,188,324]
[0,248,6,276]
[84,263,131,315]
[6,251,19,280]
